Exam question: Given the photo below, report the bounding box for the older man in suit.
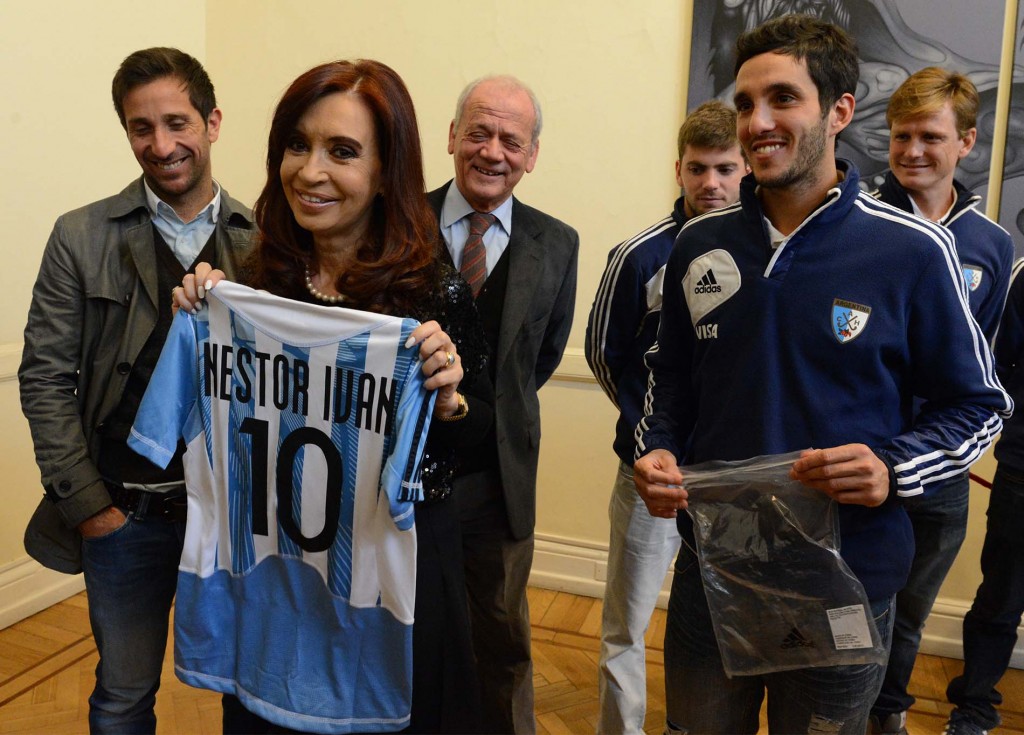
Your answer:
[427,75,579,734]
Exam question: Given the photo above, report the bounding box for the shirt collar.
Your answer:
[441,183,513,234]
[764,217,788,249]
[908,188,957,224]
[144,179,222,226]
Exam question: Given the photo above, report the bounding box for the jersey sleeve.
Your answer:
[995,260,1024,386]
[586,248,644,407]
[635,244,697,462]
[128,310,200,469]
[875,233,1012,496]
[380,356,437,531]
[972,228,1015,344]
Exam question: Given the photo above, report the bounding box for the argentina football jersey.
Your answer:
[129,280,434,734]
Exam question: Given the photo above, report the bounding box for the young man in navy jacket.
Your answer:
[586,100,747,735]
[869,67,1014,735]
[945,260,1024,735]
[633,15,1011,734]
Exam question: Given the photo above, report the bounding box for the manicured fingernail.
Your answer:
[404,335,416,349]
[197,286,205,299]
[205,280,213,291]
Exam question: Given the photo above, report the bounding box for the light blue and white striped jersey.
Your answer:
[129,280,435,734]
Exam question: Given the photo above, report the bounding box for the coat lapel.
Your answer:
[496,200,542,372]
[125,221,159,310]
[115,180,158,310]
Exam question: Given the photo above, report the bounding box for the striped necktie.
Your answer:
[460,212,496,298]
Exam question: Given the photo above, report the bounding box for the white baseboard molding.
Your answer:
[918,599,972,660]
[920,600,1024,669]
[530,533,1024,667]
[550,347,595,384]
[0,341,21,382]
[0,556,84,630]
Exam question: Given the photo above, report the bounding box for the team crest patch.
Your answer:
[962,264,983,292]
[832,299,871,343]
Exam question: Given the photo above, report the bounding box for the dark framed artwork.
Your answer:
[687,0,1008,204]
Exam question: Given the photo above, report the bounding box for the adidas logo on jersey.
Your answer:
[693,269,722,294]
[683,251,740,326]
[780,627,815,649]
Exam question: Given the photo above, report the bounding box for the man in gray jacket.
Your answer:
[19,48,252,734]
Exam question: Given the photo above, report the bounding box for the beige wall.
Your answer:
[203,0,689,342]
[0,0,1003,645]
[0,0,207,571]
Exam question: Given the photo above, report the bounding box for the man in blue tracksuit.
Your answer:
[945,260,1024,735]
[633,16,1011,734]
[868,67,1014,735]
[585,100,747,735]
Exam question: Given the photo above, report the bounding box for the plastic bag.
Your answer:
[682,451,888,677]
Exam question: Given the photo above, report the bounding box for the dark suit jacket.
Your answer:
[428,182,579,539]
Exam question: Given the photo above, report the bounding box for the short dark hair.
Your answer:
[678,100,742,160]
[734,14,859,111]
[111,47,216,129]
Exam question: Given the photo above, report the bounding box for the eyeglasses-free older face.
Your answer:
[448,79,539,213]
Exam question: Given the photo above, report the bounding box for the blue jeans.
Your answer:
[872,472,969,717]
[81,509,185,734]
[664,540,894,734]
[598,462,680,735]
[946,465,1024,731]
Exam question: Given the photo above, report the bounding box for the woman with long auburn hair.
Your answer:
[246,59,441,315]
[175,59,488,734]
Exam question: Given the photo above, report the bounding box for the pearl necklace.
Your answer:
[304,268,345,304]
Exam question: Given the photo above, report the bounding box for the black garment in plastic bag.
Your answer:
[683,451,888,677]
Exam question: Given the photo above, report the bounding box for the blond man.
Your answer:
[869,67,1014,735]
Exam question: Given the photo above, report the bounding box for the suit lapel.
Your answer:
[429,182,456,269]
[496,199,542,373]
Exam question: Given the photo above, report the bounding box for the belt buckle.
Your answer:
[160,494,188,523]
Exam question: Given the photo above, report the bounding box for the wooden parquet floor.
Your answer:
[3,589,1024,734]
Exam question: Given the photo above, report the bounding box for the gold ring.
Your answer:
[445,351,455,367]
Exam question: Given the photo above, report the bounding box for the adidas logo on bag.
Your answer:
[780,627,815,649]
[693,269,722,294]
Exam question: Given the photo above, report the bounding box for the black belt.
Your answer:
[105,482,187,523]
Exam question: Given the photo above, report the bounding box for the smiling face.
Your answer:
[676,144,748,218]
[889,101,975,201]
[448,79,539,212]
[733,52,851,196]
[123,76,220,218]
[279,92,382,253]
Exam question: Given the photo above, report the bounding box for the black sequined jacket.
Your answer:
[410,264,493,502]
